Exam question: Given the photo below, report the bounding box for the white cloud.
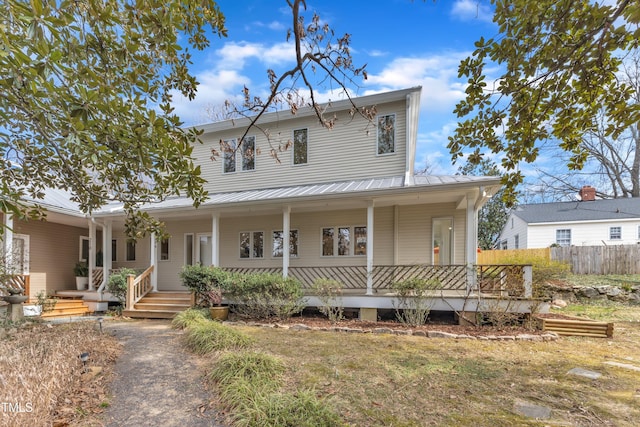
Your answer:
[211,41,295,70]
[365,53,470,113]
[451,0,493,23]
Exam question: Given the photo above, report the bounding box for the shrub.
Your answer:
[312,278,344,323]
[106,268,137,308]
[183,320,253,354]
[391,278,440,326]
[209,351,285,385]
[226,272,305,320]
[496,255,570,297]
[179,264,230,307]
[171,308,210,329]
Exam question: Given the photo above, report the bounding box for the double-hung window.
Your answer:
[377,114,395,155]
[241,136,256,171]
[223,138,237,173]
[556,229,571,247]
[239,231,264,259]
[322,226,367,256]
[609,226,622,240]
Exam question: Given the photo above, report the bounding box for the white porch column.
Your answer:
[282,205,291,278]
[366,201,375,295]
[88,219,96,290]
[150,232,158,291]
[211,213,220,267]
[3,213,13,260]
[103,220,112,290]
[465,191,478,292]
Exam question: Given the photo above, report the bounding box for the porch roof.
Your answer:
[96,174,501,216]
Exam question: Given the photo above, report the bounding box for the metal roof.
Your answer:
[513,198,640,224]
[20,174,501,217]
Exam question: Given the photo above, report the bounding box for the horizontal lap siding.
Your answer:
[192,100,408,194]
[13,219,87,297]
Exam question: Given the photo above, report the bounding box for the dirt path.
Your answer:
[102,319,225,427]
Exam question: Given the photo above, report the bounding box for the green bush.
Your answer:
[179,264,230,306]
[226,272,305,320]
[183,320,253,354]
[209,351,285,385]
[106,267,137,305]
[391,278,440,326]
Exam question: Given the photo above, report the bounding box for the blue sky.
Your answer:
[171,0,497,175]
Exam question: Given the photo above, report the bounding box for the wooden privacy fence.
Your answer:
[551,245,640,275]
[477,248,551,264]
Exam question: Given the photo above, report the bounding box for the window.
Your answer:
[322,226,367,257]
[240,231,264,259]
[160,239,169,261]
[501,240,508,250]
[377,114,395,155]
[126,241,136,261]
[556,229,571,247]
[79,236,89,262]
[223,138,236,173]
[293,128,307,165]
[241,136,256,171]
[272,230,298,257]
[514,234,519,249]
[433,218,453,264]
[184,234,194,266]
[111,239,117,262]
[610,226,622,240]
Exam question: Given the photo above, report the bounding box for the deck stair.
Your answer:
[122,291,192,319]
[40,298,90,318]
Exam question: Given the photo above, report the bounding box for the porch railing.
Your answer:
[0,274,30,297]
[126,265,154,310]
[223,264,532,298]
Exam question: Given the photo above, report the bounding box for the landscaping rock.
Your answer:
[514,400,552,420]
[567,367,601,379]
[551,299,567,308]
[427,331,457,339]
[516,334,543,342]
[578,287,600,298]
[373,328,394,334]
[290,324,311,331]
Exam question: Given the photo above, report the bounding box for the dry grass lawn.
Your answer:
[230,306,640,426]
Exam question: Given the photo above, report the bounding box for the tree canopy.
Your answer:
[1,0,226,237]
[449,0,640,205]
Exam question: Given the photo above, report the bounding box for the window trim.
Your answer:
[376,113,396,155]
[159,238,170,261]
[239,231,264,259]
[292,128,308,166]
[609,226,622,240]
[272,229,299,258]
[321,225,367,257]
[555,229,572,247]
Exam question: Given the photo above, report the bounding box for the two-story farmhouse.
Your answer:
[499,186,640,249]
[4,87,542,319]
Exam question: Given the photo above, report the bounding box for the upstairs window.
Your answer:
[240,231,264,259]
[272,230,299,257]
[377,114,395,155]
[293,129,308,165]
[223,139,237,173]
[241,136,256,171]
[610,226,622,240]
[322,226,367,256]
[556,229,571,247]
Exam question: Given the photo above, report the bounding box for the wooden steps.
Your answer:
[536,315,614,338]
[122,291,191,319]
[40,299,90,318]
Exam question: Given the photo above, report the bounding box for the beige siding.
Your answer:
[12,219,88,298]
[192,99,408,194]
[156,203,467,290]
[112,233,152,272]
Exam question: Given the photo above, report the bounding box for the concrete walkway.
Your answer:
[102,319,225,427]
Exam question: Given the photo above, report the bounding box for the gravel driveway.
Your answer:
[102,319,226,427]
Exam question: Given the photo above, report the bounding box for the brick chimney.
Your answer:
[579,185,596,201]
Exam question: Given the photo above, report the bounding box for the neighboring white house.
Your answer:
[498,186,640,249]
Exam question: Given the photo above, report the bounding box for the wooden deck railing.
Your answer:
[126,266,154,310]
[1,274,30,297]
[223,264,532,298]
